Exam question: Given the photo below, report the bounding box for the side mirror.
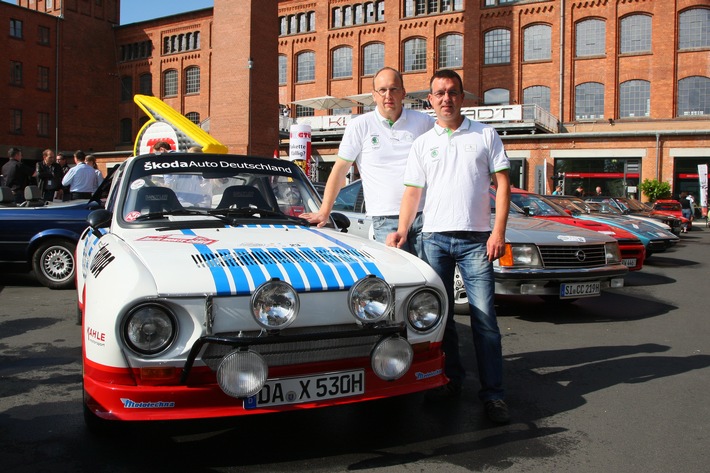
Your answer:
[330,212,351,232]
[523,206,531,216]
[87,209,112,238]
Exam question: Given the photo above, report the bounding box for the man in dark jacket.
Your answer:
[34,149,64,201]
[2,147,33,204]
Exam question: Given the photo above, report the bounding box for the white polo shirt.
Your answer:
[338,107,434,216]
[404,117,510,232]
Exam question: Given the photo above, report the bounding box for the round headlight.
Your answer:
[371,336,413,381]
[407,289,443,332]
[123,303,176,355]
[251,280,299,330]
[605,242,622,264]
[348,276,393,324]
[217,350,268,398]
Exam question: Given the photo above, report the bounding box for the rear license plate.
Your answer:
[622,258,637,267]
[244,370,365,409]
[559,281,601,298]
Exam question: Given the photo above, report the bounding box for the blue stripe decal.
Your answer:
[304,227,384,279]
[299,247,342,290]
[266,247,306,291]
[181,229,231,295]
[233,248,269,288]
[216,248,251,295]
[250,248,285,282]
[314,246,355,287]
[282,247,324,291]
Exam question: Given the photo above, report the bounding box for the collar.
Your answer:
[434,116,470,136]
[374,107,405,128]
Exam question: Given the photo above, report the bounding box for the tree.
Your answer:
[639,178,672,202]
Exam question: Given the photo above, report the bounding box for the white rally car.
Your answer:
[77,153,447,431]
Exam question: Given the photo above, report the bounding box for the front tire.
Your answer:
[31,239,76,289]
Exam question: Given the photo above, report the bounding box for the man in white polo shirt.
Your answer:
[387,69,511,424]
[301,67,434,255]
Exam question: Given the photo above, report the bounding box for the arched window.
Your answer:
[523,24,552,61]
[619,80,650,118]
[163,69,178,97]
[332,47,353,79]
[576,18,606,57]
[679,8,710,49]
[185,67,200,94]
[363,43,384,76]
[575,82,604,119]
[523,85,551,112]
[296,51,315,82]
[677,76,710,116]
[438,34,463,69]
[139,73,152,95]
[403,37,427,72]
[484,29,510,64]
[484,88,510,105]
[620,14,651,54]
[185,112,200,125]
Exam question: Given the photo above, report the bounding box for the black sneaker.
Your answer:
[425,381,462,401]
[484,399,510,424]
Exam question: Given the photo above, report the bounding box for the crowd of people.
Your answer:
[1,147,103,204]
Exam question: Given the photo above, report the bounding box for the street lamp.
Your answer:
[247,58,254,155]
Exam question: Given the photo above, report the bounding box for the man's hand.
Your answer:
[486,232,506,262]
[386,231,407,249]
[300,211,329,228]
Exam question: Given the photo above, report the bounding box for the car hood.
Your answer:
[504,214,615,243]
[123,225,428,295]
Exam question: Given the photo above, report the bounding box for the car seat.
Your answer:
[131,186,183,215]
[217,185,271,210]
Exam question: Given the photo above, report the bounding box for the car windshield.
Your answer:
[654,203,681,211]
[548,197,589,214]
[510,193,567,217]
[121,154,320,225]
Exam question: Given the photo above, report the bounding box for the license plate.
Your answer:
[622,258,637,267]
[244,370,365,409]
[559,281,601,298]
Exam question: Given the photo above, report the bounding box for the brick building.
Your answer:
[2,0,708,199]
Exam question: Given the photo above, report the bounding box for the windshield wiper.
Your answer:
[133,208,230,223]
[208,207,310,226]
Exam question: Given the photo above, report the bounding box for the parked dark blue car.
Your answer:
[0,183,106,289]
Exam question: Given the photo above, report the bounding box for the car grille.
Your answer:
[538,244,607,268]
[200,326,381,371]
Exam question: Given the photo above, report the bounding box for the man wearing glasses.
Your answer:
[301,67,434,256]
[387,69,511,424]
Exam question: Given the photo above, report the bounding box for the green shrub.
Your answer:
[639,179,672,202]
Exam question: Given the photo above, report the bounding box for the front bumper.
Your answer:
[493,264,628,296]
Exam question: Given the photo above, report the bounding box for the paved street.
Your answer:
[1,226,709,472]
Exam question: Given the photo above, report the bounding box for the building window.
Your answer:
[37,66,50,91]
[403,38,427,72]
[523,85,551,112]
[38,25,50,45]
[484,88,510,105]
[332,7,342,28]
[576,18,605,57]
[11,109,22,134]
[679,8,710,50]
[377,1,385,20]
[120,76,132,102]
[354,4,364,24]
[120,118,132,143]
[185,112,200,125]
[677,76,710,116]
[332,47,352,79]
[10,19,23,39]
[139,73,152,95]
[278,55,288,85]
[403,0,462,17]
[296,51,315,82]
[619,80,650,118]
[281,11,315,35]
[185,66,200,94]
[575,82,604,120]
[163,31,200,54]
[438,34,462,69]
[37,112,49,136]
[121,40,152,62]
[295,105,314,117]
[620,14,651,54]
[523,24,552,61]
[280,16,289,34]
[363,42,384,76]
[163,69,178,97]
[484,29,511,64]
[485,0,516,5]
[10,61,23,86]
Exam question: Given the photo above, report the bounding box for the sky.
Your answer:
[1,0,214,25]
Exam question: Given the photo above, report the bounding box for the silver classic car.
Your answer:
[335,180,628,309]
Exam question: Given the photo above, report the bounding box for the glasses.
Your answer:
[374,87,402,97]
[430,89,461,99]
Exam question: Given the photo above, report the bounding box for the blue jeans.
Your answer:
[372,212,424,258]
[423,231,504,402]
